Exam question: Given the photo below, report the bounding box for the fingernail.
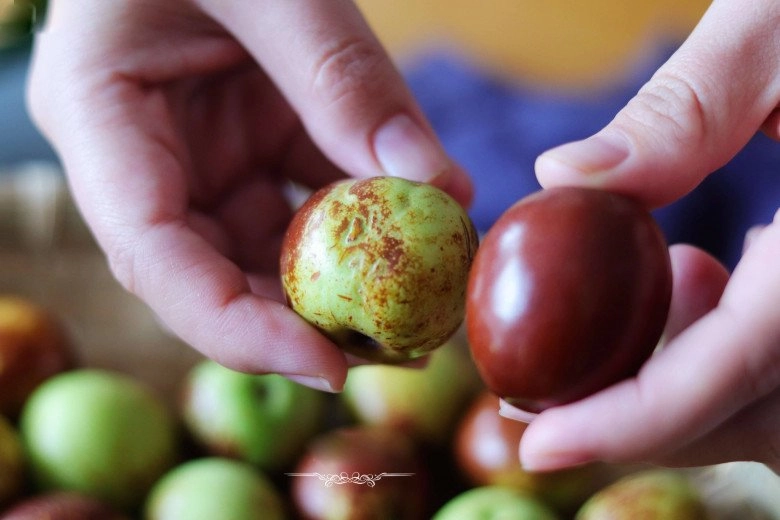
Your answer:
[374,113,449,182]
[498,399,538,423]
[283,374,339,393]
[519,421,595,471]
[536,132,629,177]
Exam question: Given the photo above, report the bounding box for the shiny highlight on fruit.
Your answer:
[467,187,672,412]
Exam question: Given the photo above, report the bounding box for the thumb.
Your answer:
[535,0,780,209]
[195,0,472,205]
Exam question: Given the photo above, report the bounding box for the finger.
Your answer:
[86,134,349,392]
[520,219,780,471]
[760,106,780,141]
[195,0,473,206]
[28,29,350,393]
[656,385,780,471]
[215,175,292,273]
[535,0,780,208]
[663,244,730,341]
[500,246,728,429]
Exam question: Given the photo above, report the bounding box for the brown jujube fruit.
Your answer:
[466,187,672,412]
[0,296,76,418]
[454,391,618,514]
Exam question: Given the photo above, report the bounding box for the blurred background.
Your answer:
[2,0,779,387]
[4,2,780,517]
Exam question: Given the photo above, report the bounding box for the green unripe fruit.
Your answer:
[433,486,560,520]
[20,369,178,510]
[280,177,478,363]
[145,458,286,520]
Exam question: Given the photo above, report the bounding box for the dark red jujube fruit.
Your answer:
[466,187,672,412]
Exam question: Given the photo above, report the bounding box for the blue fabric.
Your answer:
[3,41,778,270]
[403,43,780,271]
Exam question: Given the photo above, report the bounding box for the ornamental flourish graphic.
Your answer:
[286,472,415,487]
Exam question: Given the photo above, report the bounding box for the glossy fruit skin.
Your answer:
[467,187,672,412]
[291,426,426,520]
[280,176,478,363]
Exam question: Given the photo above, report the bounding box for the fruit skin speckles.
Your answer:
[280,176,478,364]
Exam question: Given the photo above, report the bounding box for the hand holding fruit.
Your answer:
[518,0,780,472]
[27,0,471,393]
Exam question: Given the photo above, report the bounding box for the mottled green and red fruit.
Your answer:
[575,470,708,519]
[281,176,478,363]
[467,187,672,412]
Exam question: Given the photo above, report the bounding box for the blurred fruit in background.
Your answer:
[341,337,482,446]
[290,425,426,520]
[454,391,622,515]
[0,295,76,418]
[432,485,559,520]
[0,0,46,48]
[144,457,286,520]
[575,469,709,519]
[0,414,25,508]
[19,369,179,511]
[180,360,328,472]
[1,491,130,520]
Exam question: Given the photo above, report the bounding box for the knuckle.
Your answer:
[106,238,139,295]
[310,37,393,107]
[620,71,709,149]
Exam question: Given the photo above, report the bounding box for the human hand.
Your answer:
[514,0,780,472]
[26,0,471,392]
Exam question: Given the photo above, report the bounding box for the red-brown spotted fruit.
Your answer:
[280,177,478,363]
[466,187,672,412]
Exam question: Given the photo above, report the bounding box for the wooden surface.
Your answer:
[0,164,203,404]
[356,0,711,87]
